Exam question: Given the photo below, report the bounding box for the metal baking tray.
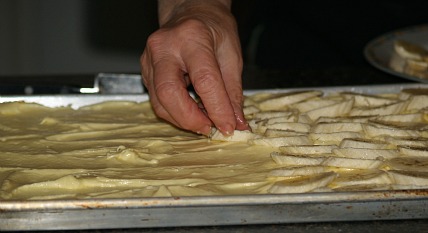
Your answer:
[1,83,428,231]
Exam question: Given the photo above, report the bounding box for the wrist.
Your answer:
[157,0,232,27]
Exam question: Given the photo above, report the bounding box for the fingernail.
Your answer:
[235,113,250,130]
[218,124,234,136]
[196,125,212,136]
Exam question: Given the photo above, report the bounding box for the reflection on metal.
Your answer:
[80,73,144,94]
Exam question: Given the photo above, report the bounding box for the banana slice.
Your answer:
[339,138,390,149]
[332,148,398,160]
[340,92,397,107]
[304,99,354,121]
[265,122,311,133]
[243,105,260,116]
[383,136,428,147]
[388,170,428,186]
[373,113,425,124]
[271,152,328,166]
[210,129,260,142]
[332,169,392,188]
[249,135,311,147]
[406,95,428,112]
[291,99,339,113]
[152,185,173,197]
[349,101,408,116]
[309,132,363,145]
[404,61,428,80]
[322,156,384,169]
[398,146,428,157]
[394,40,428,60]
[279,145,337,155]
[265,115,298,124]
[315,115,375,124]
[390,50,407,73]
[387,156,428,172]
[399,88,428,100]
[268,165,328,177]
[311,122,364,133]
[264,129,306,138]
[297,114,312,124]
[268,172,337,194]
[257,91,323,111]
[253,111,295,120]
[248,120,267,134]
[362,123,421,138]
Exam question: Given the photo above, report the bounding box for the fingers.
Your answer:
[182,41,237,135]
[142,49,213,135]
[141,18,248,136]
[216,36,250,131]
[154,59,214,135]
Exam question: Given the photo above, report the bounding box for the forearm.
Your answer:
[157,0,232,26]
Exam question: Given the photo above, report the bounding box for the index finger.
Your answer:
[153,57,213,135]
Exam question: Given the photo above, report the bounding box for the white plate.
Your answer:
[364,24,428,83]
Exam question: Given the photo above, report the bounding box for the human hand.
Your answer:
[140,0,249,136]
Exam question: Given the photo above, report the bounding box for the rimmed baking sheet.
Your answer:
[1,83,428,231]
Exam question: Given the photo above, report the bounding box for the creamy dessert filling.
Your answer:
[1,88,428,200]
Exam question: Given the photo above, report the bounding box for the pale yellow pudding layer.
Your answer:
[0,101,279,200]
[1,88,428,200]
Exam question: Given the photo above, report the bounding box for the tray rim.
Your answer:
[1,83,428,108]
[1,189,428,211]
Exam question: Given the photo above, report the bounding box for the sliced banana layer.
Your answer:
[271,152,328,166]
[383,136,428,148]
[257,91,323,111]
[390,40,428,80]
[279,145,337,155]
[321,156,384,169]
[362,123,421,138]
[386,156,428,172]
[339,138,390,149]
[309,132,364,146]
[311,122,364,133]
[210,129,260,142]
[211,88,428,193]
[340,92,397,107]
[332,169,392,189]
[332,148,399,160]
[304,99,354,122]
[264,129,306,138]
[268,172,337,194]
[268,165,328,177]
[397,146,428,157]
[388,170,428,187]
[249,136,311,147]
[349,101,408,117]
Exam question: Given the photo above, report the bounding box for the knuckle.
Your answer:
[154,81,178,103]
[145,32,163,48]
[193,71,220,95]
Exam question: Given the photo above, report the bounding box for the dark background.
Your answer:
[86,0,427,69]
[84,0,428,89]
[1,0,427,92]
